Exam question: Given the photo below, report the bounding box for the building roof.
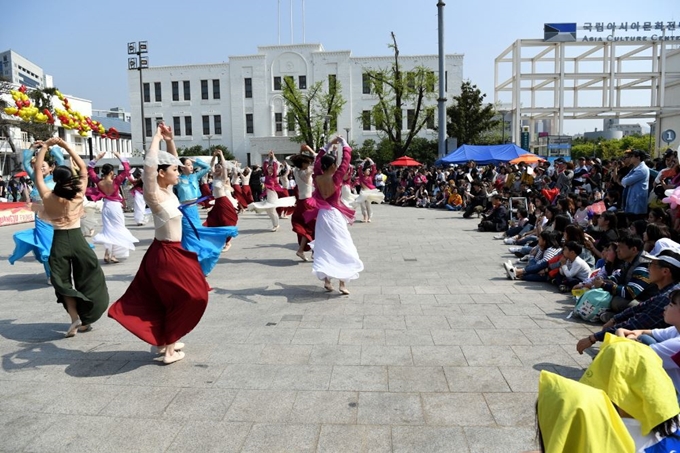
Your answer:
[92,116,131,136]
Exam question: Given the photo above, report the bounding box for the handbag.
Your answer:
[572,288,612,322]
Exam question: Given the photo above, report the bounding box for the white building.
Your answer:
[0,50,52,89]
[128,43,463,164]
[659,47,680,151]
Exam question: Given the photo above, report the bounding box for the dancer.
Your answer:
[240,166,254,204]
[33,137,109,337]
[353,157,384,222]
[109,124,209,364]
[231,165,248,212]
[287,144,317,262]
[88,151,139,263]
[127,169,150,226]
[175,139,237,275]
[205,149,239,252]
[8,145,64,282]
[340,164,358,209]
[307,137,364,294]
[278,160,295,219]
[247,151,296,231]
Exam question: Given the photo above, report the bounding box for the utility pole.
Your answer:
[436,2,446,158]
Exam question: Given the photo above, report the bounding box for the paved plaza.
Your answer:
[0,205,598,452]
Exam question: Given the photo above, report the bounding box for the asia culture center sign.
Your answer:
[544,21,680,43]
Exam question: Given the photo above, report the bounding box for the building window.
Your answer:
[172,81,179,101]
[246,114,254,134]
[212,79,220,99]
[328,74,337,92]
[427,111,435,130]
[144,117,152,137]
[275,113,283,133]
[244,78,252,98]
[184,116,192,136]
[214,115,222,135]
[407,109,415,130]
[183,81,191,100]
[154,82,162,102]
[202,115,210,135]
[173,116,181,136]
[273,76,281,91]
[298,75,307,90]
[143,83,150,103]
[201,80,208,100]
[362,73,371,94]
[362,110,371,131]
[287,111,296,132]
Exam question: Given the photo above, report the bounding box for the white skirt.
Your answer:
[310,207,364,281]
[93,199,139,258]
[341,185,358,209]
[248,189,296,213]
[80,199,102,237]
[352,188,385,207]
[132,191,151,225]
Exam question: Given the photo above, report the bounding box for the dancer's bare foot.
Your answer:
[109,256,120,264]
[339,282,350,295]
[222,242,232,253]
[296,251,309,262]
[154,342,185,354]
[324,278,334,292]
[65,319,82,338]
[77,325,92,333]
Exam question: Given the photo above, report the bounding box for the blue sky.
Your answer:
[1,0,677,134]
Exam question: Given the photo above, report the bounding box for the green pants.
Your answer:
[49,229,109,325]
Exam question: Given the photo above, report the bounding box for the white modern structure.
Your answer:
[0,50,52,89]
[128,43,464,164]
[659,47,680,150]
[494,31,680,155]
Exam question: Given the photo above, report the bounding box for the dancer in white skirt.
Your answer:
[87,151,139,263]
[128,169,151,226]
[248,151,296,231]
[353,157,384,223]
[306,137,364,295]
[341,165,358,209]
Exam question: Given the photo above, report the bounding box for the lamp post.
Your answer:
[647,121,655,154]
[499,110,508,144]
[128,41,149,156]
[344,127,351,143]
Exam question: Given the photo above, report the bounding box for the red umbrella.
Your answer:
[389,156,421,167]
[13,171,28,178]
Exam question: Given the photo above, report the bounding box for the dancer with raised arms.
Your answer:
[353,157,384,223]
[205,149,239,252]
[248,151,296,231]
[287,144,317,262]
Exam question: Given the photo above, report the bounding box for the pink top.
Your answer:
[88,160,130,202]
[358,162,377,190]
[306,140,355,224]
[263,159,283,191]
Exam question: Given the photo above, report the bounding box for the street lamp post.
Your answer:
[344,127,351,143]
[128,41,149,156]
[499,110,508,144]
[647,121,655,154]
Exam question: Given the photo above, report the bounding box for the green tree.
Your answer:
[0,77,18,153]
[282,75,346,149]
[405,137,438,165]
[570,134,655,160]
[362,32,437,159]
[176,144,234,159]
[23,87,59,140]
[446,81,500,145]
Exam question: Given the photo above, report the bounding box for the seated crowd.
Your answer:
[436,149,680,452]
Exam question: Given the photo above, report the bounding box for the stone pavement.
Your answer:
[0,205,599,452]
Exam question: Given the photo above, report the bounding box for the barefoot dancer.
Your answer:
[248,151,296,231]
[108,124,210,365]
[205,150,238,251]
[33,138,109,337]
[287,144,317,261]
[307,137,364,294]
[353,157,384,223]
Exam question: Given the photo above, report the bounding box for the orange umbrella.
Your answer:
[509,154,546,165]
[389,156,421,167]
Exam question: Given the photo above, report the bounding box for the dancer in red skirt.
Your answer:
[287,144,317,262]
[205,149,239,251]
[277,160,295,219]
[108,123,210,365]
[231,166,248,213]
[240,167,254,204]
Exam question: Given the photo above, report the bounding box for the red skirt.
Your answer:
[108,240,209,346]
[242,185,254,204]
[232,185,248,210]
[199,184,212,208]
[205,197,238,227]
[291,198,315,250]
[275,187,295,216]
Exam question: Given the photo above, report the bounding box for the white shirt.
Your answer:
[560,256,591,281]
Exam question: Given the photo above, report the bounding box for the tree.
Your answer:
[446,81,500,145]
[282,75,346,149]
[362,32,437,159]
[571,134,655,160]
[176,144,235,159]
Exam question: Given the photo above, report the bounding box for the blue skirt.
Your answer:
[8,216,53,278]
[181,204,238,276]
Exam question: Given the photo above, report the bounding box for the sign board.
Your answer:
[662,129,676,144]
[544,24,577,42]
[520,131,530,151]
[544,21,680,43]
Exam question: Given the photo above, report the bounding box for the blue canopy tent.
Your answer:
[435,144,532,166]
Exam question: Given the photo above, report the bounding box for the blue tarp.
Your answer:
[435,144,531,166]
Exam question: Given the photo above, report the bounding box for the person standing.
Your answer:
[307,137,364,294]
[353,157,384,223]
[621,149,650,221]
[205,149,239,252]
[88,151,139,263]
[109,124,209,364]
[247,151,296,231]
[287,144,317,262]
[240,166,254,205]
[33,137,109,337]
[249,165,263,203]
[127,169,150,226]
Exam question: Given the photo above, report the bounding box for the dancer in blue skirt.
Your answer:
[8,145,65,282]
